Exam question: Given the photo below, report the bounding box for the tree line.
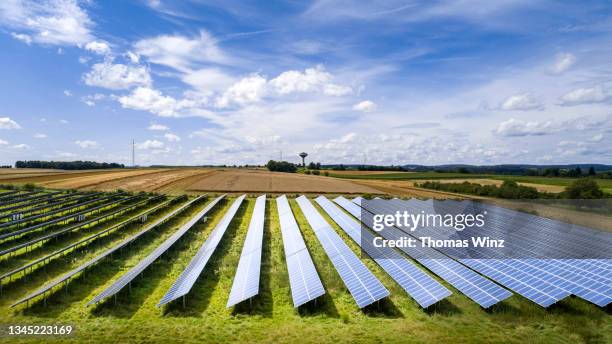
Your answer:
[15,160,125,170]
[418,179,608,199]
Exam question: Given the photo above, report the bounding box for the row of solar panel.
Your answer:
[7,194,610,311]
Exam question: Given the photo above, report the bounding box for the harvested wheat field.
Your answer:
[187,169,382,194]
[38,168,167,189]
[327,170,411,176]
[81,168,215,193]
[355,179,468,199]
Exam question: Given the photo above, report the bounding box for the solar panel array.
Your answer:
[158,195,245,307]
[0,194,136,242]
[315,196,451,308]
[335,196,512,308]
[389,198,611,307]
[12,195,202,308]
[88,195,220,305]
[0,195,161,258]
[0,197,172,285]
[227,195,266,307]
[0,192,93,220]
[276,195,325,307]
[296,195,389,308]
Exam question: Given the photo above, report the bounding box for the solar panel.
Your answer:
[0,191,39,206]
[0,194,135,242]
[276,195,325,307]
[390,198,611,307]
[0,192,122,233]
[315,196,451,308]
[158,195,246,307]
[335,196,512,308]
[88,195,223,306]
[0,196,162,258]
[296,195,388,308]
[11,195,204,308]
[227,194,266,307]
[373,198,570,307]
[0,197,173,285]
[0,192,91,219]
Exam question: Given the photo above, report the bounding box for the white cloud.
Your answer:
[134,31,228,72]
[75,140,98,148]
[352,100,377,112]
[164,133,181,142]
[148,123,169,131]
[269,65,351,96]
[560,86,609,106]
[182,68,235,93]
[215,74,267,108]
[59,119,68,124]
[495,118,554,137]
[126,51,140,64]
[34,133,47,139]
[11,32,32,45]
[136,139,164,150]
[589,133,603,143]
[85,41,111,55]
[0,0,94,46]
[0,139,8,145]
[552,53,576,74]
[83,61,151,90]
[499,93,543,111]
[0,117,21,129]
[12,143,30,149]
[118,87,195,117]
[63,89,72,96]
[81,93,105,107]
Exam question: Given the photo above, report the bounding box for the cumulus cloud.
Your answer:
[551,53,576,74]
[85,41,111,55]
[134,31,228,71]
[0,0,94,46]
[0,139,8,145]
[75,140,98,148]
[81,93,105,107]
[83,61,151,90]
[11,32,32,45]
[148,123,169,131]
[136,139,164,150]
[499,93,543,111]
[589,133,603,143]
[215,74,267,108]
[118,87,193,117]
[34,133,47,139]
[164,133,181,142]
[495,118,554,137]
[0,117,21,129]
[63,90,72,96]
[269,65,352,96]
[560,86,610,106]
[352,100,377,112]
[12,143,30,149]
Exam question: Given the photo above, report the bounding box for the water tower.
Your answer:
[299,152,308,166]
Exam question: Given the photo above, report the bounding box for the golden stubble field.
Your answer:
[0,168,384,195]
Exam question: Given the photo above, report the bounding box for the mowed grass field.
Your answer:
[0,195,610,344]
[330,171,612,194]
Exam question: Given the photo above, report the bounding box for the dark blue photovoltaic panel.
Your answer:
[158,195,244,307]
[296,196,388,308]
[315,196,451,308]
[276,195,325,307]
[227,194,266,307]
[334,197,512,308]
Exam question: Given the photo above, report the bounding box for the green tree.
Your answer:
[564,179,604,199]
[588,166,596,176]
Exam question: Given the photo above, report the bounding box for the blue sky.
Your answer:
[0,0,611,166]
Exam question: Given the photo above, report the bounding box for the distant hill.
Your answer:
[321,163,612,174]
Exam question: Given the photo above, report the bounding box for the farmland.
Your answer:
[0,189,610,344]
[329,171,612,194]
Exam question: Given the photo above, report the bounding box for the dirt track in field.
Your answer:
[187,169,383,194]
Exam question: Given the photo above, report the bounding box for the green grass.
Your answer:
[0,196,610,343]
